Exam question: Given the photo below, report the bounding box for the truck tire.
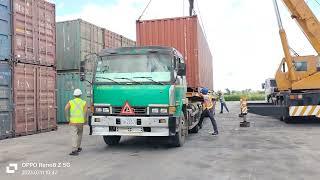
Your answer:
[103,136,121,146]
[171,116,186,147]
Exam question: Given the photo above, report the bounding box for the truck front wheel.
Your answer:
[103,136,121,146]
[171,116,187,147]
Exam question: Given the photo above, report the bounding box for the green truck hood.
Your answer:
[93,85,170,106]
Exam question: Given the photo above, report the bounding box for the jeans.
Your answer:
[220,102,229,113]
[199,108,218,133]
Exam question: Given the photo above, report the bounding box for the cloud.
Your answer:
[55,0,318,91]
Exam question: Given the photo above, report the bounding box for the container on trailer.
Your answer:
[57,72,91,123]
[13,63,37,135]
[56,19,104,70]
[0,61,13,138]
[136,16,213,90]
[12,0,56,66]
[37,66,57,131]
[0,0,12,60]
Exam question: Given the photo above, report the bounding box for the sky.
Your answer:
[51,0,320,91]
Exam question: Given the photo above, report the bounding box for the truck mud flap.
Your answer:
[169,117,177,136]
[248,103,288,117]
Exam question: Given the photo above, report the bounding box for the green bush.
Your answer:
[224,93,265,101]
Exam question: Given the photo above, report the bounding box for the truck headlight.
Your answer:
[95,107,110,114]
[151,108,159,114]
[160,108,168,114]
[150,107,169,115]
[95,107,103,113]
[102,107,110,113]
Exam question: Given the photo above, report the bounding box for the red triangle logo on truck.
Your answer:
[120,101,135,115]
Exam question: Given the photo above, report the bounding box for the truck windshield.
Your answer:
[95,54,172,84]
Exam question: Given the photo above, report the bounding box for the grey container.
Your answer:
[57,72,92,123]
[0,0,12,60]
[0,61,13,139]
[56,19,103,70]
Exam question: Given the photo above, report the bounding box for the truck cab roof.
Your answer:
[99,46,183,57]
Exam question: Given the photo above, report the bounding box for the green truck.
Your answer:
[80,46,207,147]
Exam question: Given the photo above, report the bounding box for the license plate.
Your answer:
[121,119,136,125]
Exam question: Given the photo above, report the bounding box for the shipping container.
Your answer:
[56,19,104,70]
[57,72,91,123]
[37,66,57,130]
[12,0,56,66]
[103,29,136,49]
[0,0,12,60]
[13,63,37,135]
[136,16,213,90]
[0,61,13,138]
[36,0,56,66]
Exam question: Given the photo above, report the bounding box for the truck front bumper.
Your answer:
[89,116,177,136]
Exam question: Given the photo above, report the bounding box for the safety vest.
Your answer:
[69,98,87,124]
[203,95,214,110]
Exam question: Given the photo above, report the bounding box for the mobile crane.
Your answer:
[248,0,320,122]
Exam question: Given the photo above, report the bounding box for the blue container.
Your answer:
[0,61,13,138]
[0,0,12,60]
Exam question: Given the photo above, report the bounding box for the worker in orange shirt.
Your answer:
[199,88,219,136]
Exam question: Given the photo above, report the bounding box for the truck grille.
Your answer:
[112,107,147,115]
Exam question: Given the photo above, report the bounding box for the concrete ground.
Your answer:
[1,102,320,180]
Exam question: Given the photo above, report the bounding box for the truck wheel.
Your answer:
[171,117,186,147]
[190,124,199,133]
[103,136,121,146]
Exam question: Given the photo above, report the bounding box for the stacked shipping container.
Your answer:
[56,19,135,123]
[0,0,57,139]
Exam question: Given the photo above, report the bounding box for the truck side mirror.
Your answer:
[262,83,265,89]
[177,63,186,76]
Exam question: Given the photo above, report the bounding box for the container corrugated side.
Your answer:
[0,61,13,138]
[12,0,56,66]
[36,0,56,66]
[136,16,213,90]
[103,29,122,49]
[13,63,37,135]
[56,19,103,71]
[57,72,91,123]
[0,0,12,60]
[37,66,57,130]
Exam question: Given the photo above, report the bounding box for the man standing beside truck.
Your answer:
[64,89,88,156]
[199,88,219,136]
[218,91,229,113]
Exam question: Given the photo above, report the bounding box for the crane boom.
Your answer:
[282,0,320,54]
[273,0,297,82]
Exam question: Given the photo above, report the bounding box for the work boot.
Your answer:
[69,151,79,156]
[220,112,223,114]
[77,147,82,152]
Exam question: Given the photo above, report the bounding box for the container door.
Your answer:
[13,63,37,135]
[37,66,57,130]
[0,0,12,60]
[0,62,13,137]
[12,0,38,63]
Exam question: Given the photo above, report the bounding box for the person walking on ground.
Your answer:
[199,88,219,136]
[65,89,88,156]
[218,91,229,113]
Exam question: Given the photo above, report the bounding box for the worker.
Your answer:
[218,91,229,113]
[65,89,88,156]
[199,87,219,136]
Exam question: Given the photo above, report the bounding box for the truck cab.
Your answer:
[262,78,278,103]
[81,46,195,147]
